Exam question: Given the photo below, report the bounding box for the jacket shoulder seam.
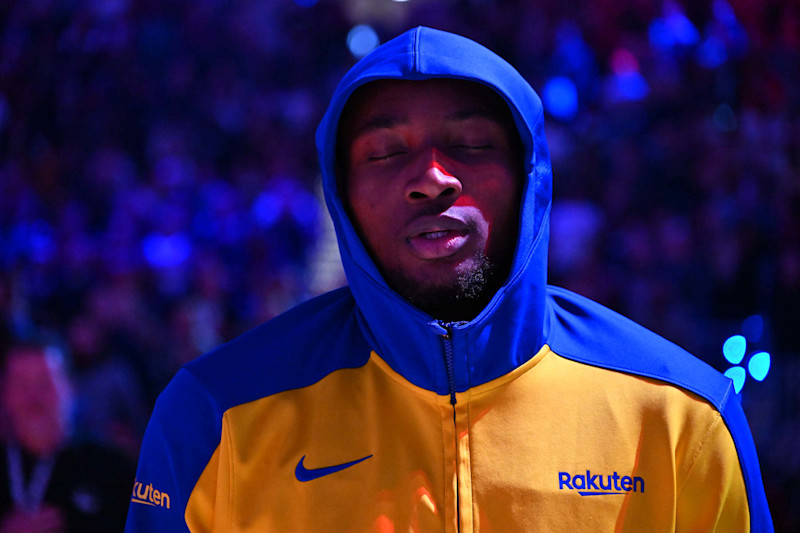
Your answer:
[677,410,724,497]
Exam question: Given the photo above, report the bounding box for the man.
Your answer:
[125,27,772,531]
[0,338,134,532]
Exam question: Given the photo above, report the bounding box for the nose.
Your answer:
[405,150,462,202]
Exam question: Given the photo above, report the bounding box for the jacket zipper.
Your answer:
[441,325,457,406]
[440,324,461,533]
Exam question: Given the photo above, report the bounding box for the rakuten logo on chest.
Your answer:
[559,470,645,496]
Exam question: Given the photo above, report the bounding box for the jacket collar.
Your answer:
[316,27,552,394]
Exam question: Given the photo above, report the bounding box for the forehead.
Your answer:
[338,78,517,147]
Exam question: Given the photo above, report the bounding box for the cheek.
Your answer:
[346,186,390,257]
[490,167,522,215]
[479,172,521,249]
[465,167,520,213]
[347,175,393,229]
[348,192,379,234]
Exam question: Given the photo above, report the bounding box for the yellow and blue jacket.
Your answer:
[125,27,772,532]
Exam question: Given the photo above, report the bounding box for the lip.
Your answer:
[404,215,471,260]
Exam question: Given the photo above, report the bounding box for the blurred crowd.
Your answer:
[0,0,798,529]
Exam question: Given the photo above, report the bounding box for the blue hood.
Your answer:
[315,26,552,395]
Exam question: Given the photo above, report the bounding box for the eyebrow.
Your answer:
[350,115,405,139]
[349,108,503,141]
[447,108,502,123]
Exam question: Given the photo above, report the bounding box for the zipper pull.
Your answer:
[440,323,457,406]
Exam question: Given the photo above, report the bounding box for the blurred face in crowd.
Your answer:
[340,79,523,321]
[2,346,72,456]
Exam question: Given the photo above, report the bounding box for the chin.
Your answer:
[386,251,495,319]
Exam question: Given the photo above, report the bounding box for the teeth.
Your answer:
[422,231,449,239]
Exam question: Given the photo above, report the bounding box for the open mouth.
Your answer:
[420,230,451,240]
[408,228,469,259]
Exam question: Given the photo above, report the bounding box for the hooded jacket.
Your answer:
[125,27,772,532]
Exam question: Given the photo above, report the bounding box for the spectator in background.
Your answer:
[67,314,149,459]
[0,336,134,532]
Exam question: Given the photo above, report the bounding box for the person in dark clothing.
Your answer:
[0,337,134,533]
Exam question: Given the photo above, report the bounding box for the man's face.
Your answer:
[2,347,72,456]
[340,79,523,320]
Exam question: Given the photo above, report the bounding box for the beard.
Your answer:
[382,251,497,322]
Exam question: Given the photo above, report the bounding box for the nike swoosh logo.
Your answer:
[295,454,373,482]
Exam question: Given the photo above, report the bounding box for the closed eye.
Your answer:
[453,144,492,151]
[368,151,407,161]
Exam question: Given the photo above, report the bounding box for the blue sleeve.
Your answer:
[124,369,223,533]
[721,393,773,532]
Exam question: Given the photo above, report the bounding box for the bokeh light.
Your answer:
[723,366,746,394]
[723,335,746,364]
[347,25,380,58]
[748,352,771,382]
[741,314,764,343]
[713,104,737,132]
[543,77,578,120]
